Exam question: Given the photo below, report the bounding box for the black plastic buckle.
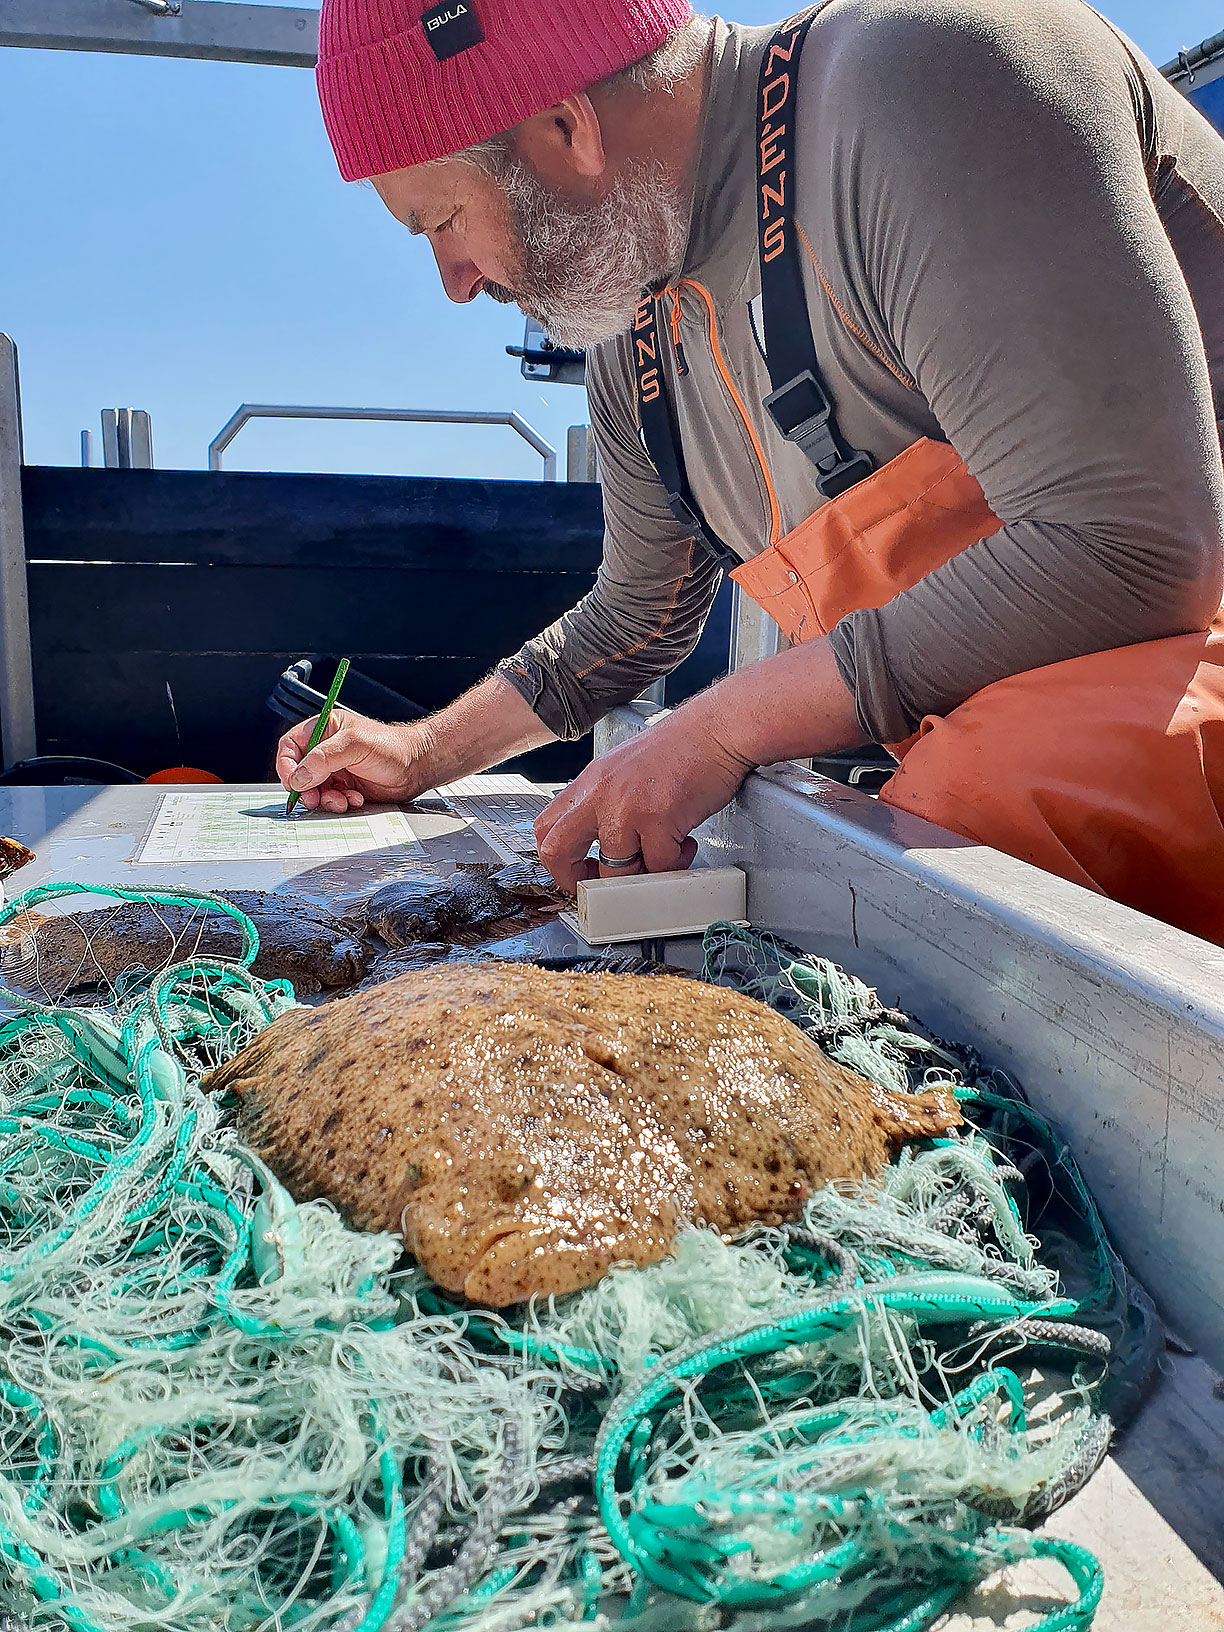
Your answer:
[665,491,739,570]
[666,491,703,534]
[764,370,874,499]
[764,370,832,440]
[816,448,875,498]
[767,368,835,434]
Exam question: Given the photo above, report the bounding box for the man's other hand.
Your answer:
[533,635,863,890]
[534,708,750,892]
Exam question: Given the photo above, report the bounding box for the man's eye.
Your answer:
[434,211,458,234]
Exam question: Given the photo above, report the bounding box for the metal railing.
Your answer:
[207,404,558,480]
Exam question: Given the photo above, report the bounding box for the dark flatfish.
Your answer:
[2,890,367,1000]
[454,859,565,905]
[492,861,564,904]
[366,871,515,946]
[360,875,446,944]
[443,871,514,931]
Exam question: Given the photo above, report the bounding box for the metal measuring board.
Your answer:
[433,774,556,862]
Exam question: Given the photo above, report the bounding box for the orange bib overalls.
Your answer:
[636,13,1224,945]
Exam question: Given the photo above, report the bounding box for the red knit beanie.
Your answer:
[317,0,695,181]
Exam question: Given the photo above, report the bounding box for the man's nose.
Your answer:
[432,245,486,305]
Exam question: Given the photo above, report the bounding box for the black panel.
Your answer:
[30,651,592,786]
[22,467,605,782]
[20,467,730,788]
[26,565,593,658]
[21,467,604,571]
[28,652,490,784]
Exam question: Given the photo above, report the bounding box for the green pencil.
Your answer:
[286,657,350,816]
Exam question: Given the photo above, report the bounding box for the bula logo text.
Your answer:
[421,0,482,61]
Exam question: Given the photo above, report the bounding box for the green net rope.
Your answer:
[0,888,1147,1631]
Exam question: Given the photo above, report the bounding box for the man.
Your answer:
[279,0,1224,941]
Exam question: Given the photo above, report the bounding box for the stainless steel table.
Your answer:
[0,778,597,975]
[2,780,519,896]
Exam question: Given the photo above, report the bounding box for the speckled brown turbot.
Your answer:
[206,963,962,1306]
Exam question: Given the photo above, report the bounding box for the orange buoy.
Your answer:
[145,768,224,785]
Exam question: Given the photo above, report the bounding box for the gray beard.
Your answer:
[483,160,692,350]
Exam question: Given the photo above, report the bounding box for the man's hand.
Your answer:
[534,708,752,891]
[276,709,430,812]
[274,673,559,813]
[535,636,864,889]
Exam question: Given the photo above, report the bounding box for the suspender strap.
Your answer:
[756,14,874,499]
[631,9,874,562]
[632,297,740,569]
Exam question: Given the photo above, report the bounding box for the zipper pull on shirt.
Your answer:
[668,289,690,377]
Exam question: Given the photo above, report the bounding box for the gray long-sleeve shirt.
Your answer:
[500,0,1224,746]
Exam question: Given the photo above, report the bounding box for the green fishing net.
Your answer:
[0,887,1159,1632]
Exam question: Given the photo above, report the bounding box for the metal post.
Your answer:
[80,429,93,468]
[728,581,782,671]
[100,409,154,469]
[0,337,37,768]
[101,409,121,469]
[566,424,598,482]
[127,410,154,469]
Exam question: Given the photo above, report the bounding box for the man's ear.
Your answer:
[512,93,607,189]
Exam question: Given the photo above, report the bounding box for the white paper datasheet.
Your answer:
[135,791,424,864]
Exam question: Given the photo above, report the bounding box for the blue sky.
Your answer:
[1,0,1220,480]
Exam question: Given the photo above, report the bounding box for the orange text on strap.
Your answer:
[633,297,661,403]
[759,26,802,264]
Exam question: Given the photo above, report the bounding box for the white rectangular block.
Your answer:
[562,866,748,945]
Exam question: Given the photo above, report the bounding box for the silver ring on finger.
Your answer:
[596,849,644,869]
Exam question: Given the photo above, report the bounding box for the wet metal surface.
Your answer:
[0,783,594,1012]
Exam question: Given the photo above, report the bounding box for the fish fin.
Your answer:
[202,1016,306,1092]
[461,1230,615,1306]
[459,1219,672,1307]
[882,1082,964,1138]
